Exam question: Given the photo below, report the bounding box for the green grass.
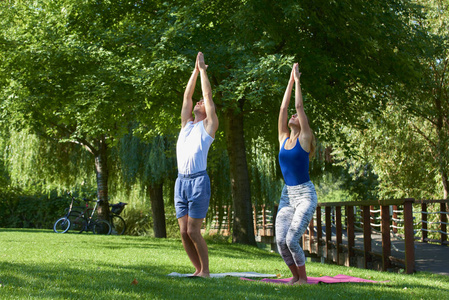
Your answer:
[0,229,448,299]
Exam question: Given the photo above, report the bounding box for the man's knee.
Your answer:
[187,227,202,241]
[180,229,189,240]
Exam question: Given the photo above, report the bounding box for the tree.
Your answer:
[333,1,449,200]
[0,0,157,218]
[145,0,428,244]
[1,0,432,242]
[113,132,177,238]
[409,0,449,199]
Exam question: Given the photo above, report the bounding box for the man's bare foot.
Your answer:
[196,272,210,278]
[287,277,299,285]
[293,278,307,285]
[192,270,201,276]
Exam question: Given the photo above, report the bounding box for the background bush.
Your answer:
[0,189,181,238]
[0,190,68,228]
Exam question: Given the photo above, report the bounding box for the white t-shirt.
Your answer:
[176,121,214,174]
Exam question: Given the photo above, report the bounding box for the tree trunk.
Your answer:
[148,181,167,238]
[224,105,256,245]
[94,137,110,220]
[442,172,448,200]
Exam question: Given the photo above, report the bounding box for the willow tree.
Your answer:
[144,0,428,244]
[112,133,177,238]
[2,129,96,192]
[0,0,159,218]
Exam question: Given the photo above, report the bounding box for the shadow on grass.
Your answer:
[2,229,448,299]
[2,260,448,300]
[0,228,52,234]
[208,242,279,260]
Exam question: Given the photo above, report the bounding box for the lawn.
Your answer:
[0,229,447,299]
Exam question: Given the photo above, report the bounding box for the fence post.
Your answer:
[316,207,322,258]
[336,206,342,265]
[403,198,415,274]
[253,206,257,237]
[363,205,372,269]
[262,205,267,236]
[441,202,448,245]
[392,205,398,234]
[346,205,355,267]
[381,204,391,271]
[308,217,314,254]
[325,206,332,262]
[422,202,427,243]
[370,205,375,230]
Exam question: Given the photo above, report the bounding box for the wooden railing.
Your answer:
[205,199,449,274]
[305,199,416,273]
[205,205,276,239]
[303,199,449,274]
[414,199,449,245]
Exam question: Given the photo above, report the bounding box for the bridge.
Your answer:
[205,199,449,276]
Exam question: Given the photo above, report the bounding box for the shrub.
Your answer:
[120,205,180,238]
[0,190,68,229]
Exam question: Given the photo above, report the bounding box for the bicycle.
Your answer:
[109,202,127,235]
[53,192,112,235]
[53,193,79,234]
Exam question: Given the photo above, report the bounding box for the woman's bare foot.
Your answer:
[287,277,299,285]
[196,272,210,278]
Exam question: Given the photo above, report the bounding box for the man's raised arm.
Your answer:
[197,52,218,137]
[181,60,199,128]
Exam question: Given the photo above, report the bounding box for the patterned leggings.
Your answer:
[275,181,317,267]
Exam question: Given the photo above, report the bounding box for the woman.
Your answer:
[275,63,317,285]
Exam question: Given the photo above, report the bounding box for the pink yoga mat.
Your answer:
[241,274,384,285]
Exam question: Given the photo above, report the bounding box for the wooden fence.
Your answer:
[306,199,417,273]
[205,199,449,274]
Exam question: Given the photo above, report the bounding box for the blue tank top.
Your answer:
[278,138,310,186]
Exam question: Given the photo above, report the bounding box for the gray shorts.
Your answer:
[174,171,211,219]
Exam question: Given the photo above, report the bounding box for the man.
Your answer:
[175,52,219,277]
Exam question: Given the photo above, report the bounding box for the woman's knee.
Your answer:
[276,237,288,250]
[286,236,300,252]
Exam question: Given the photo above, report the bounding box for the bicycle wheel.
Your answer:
[68,212,87,233]
[93,219,112,235]
[53,217,71,233]
[110,215,126,235]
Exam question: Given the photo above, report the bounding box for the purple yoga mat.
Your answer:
[241,274,384,285]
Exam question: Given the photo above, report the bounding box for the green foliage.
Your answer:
[112,133,177,189]
[120,205,179,238]
[0,0,155,137]
[315,172,356,203]
[334,107,442,200]
[0,190,68,228]
[248,137,284,207]
[119,206,152,237]
[3,129,96,192]
[145,0,431,146]
[331,0,449,200]
[0,0,446,241]
[206,148,233,219]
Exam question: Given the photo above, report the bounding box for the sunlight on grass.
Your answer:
[0,229,448,299]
